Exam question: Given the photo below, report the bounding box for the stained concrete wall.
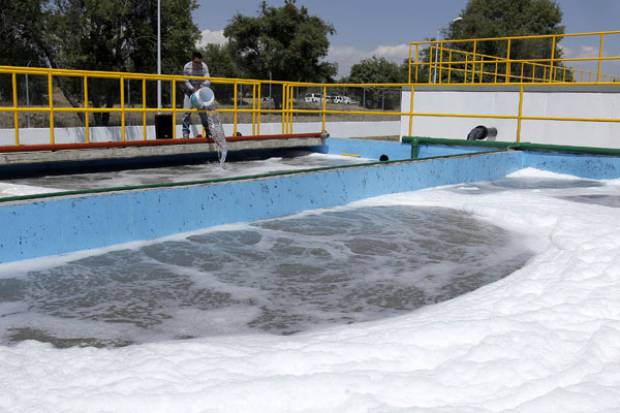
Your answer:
[400,87,620,148]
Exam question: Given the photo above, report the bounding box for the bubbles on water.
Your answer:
[451,177,603,195]
[3,153,366,192]
[0,206,532,348]
[559,194,620,208]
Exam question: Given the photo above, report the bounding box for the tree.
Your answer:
[347,57,404,109]
[441,0,566,82]
[202,44,240,78]
[2,0,201,126]
[200,43,241,104]
[0,0,49,103]
[224,0,337,107]
[46,0,201,125]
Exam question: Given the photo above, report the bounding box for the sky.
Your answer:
[193,0,620,77]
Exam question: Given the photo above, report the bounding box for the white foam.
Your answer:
[0,183,63,197]
[2,174,620,412]
[506,167,581,180]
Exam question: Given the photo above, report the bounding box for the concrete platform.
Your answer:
[0,133,325,165]
[0,133,327,177]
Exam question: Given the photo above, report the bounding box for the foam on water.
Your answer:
[451,175,603,195]
[0,153,368,195]
[4,168,620,412]
[559,194,620,208]
[0,205,531,348]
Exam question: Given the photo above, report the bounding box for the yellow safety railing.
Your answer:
[409,30,620,84]
[2,29,620,149]
[421,46,606,84]
[277,79,620,145]
[0,65,294,146]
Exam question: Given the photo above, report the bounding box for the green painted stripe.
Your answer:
[404,136,620,158]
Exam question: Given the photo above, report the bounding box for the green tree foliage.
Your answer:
[200,43,240,105]
[224,0,337,107]
[1,0,200,125]
[441,0,566,82]
[202,44,240,78]
[0,0,49,103]
[346,57,404,109]
[45,0,200,125]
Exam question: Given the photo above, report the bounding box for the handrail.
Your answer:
[409,30,620,84]
[2,50,620,149]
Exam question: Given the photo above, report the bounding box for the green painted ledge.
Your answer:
[403,136,620,159]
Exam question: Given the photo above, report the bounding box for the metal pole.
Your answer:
[434,17,462,84]
[25,74,31,129]
[157,0,162,109]
[25,60,32,128]
[433,31,439,83]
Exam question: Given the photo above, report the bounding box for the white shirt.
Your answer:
[183,61,210,92]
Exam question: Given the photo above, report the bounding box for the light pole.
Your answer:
[157,0,162,109]
[433,16,463,83]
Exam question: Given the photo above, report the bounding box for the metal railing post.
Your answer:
[11,73,19,145]
[281,84,286,134]
[438,42,444,84]
[516,84,524,143]
[428,45,434,83]
[171,79,176,139]
[407,85,415,136]
[471,40,477,83]
[120,77,126,142]
[142,78,147,140]
[233,81,238,136]
[322,85,327,132]
[407,45,413,84]
[415,45,420,83]
[505,39,512,83]
[257,83,262,136]
[597,33,605,81]
[83,76,90,143]
[48,72,55,144]
[550,36,557,82]
[448,49,453,83]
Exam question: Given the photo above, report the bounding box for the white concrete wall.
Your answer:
[400,88,620,148]
[0,121,400,146]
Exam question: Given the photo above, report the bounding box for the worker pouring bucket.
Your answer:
[190,87,227,164]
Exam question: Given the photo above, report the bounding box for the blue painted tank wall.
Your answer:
[324,138,412,160]
[0,151,522,264]
[3,145,620,265]
[524,152,620,180]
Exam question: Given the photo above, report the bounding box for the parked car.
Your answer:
[304,93,322,104]
[333,95,354,104]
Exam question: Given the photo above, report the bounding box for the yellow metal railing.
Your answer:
[421,46,606,84]
[2,34,620,148]
[409,30,620,84]
[0,65,292,145]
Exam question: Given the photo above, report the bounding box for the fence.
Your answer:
[408,30,620,84]
[1,31,620,147]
